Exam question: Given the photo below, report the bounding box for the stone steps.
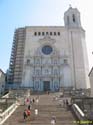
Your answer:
[3,94,77,125]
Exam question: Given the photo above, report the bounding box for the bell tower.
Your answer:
[64,6,81,28]
[63,6,90,89]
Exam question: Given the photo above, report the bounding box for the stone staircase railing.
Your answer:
[71,104,91,125]
[0,102,18,125]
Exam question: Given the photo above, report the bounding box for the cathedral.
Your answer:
[8,6,90,91]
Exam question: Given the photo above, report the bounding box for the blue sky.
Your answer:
[0,0,93,72]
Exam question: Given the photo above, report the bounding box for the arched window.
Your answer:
[46,32,48,35]
[34,81,39,90]
[38,32,41,36]
[50,32,52,35]
[54,69,58,75]
[42,32,44,36]
[54,59,57,64]
[36,59,40,64]
[27,59,30,65]
[58,32,60,36]
[45,69,49,75]
[54,81,59,91]
[72,14,75,22]
[34,32,37,36]
[54,32,56,36]
[64,59,67,64]
[67,16,69,25]
[36,69,40,75]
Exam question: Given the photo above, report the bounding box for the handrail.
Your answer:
[72,104,85,120]
[73,104,85,117]
[0,102,18,125]
[2,93,9,98]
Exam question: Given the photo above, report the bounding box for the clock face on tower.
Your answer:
[42,45,53,55]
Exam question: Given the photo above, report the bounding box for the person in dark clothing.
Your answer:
[66,99,69,110]
[23,110,27,120]
[28,105,30,110]
[63,99,66,107]
[66,99,69,105]
[33,98,35,103]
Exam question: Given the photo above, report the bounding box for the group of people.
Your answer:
[23,96,39,120]
[63,99,69,107]
[58,98,70,110]
[23,105,31,120]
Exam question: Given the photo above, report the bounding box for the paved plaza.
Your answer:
[3,93,77,125]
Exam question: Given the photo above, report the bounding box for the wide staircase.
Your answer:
[3,93,77,125]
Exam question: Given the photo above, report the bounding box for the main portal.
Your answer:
[43,81,50,91]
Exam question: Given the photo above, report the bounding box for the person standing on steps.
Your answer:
[32,98,35,103]
[23,110,27,120]
[66,99,69,110]
[28,105,31,110]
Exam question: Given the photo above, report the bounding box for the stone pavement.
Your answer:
[3,93,77,125]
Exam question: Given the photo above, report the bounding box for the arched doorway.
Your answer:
[43,81,50,91]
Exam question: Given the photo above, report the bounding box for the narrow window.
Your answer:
[27,59,30,64]
[34,32,37,36]
[58,32,60,36]
[54,69,58,75]
[67,16,69,25]
[36,69,40,75]
[42,32,44,36]
[54,32,56,36]
[64,59,67,64]
[46,32,48,35]
[50,32,52,35]
[34,81,39,90]
[45,69,49,74]
[72,14,75,22]
[36,59,40,64]
[54,59,57,64]
[38,32,41,36]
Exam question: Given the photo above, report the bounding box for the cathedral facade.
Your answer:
[8,7,90,91]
